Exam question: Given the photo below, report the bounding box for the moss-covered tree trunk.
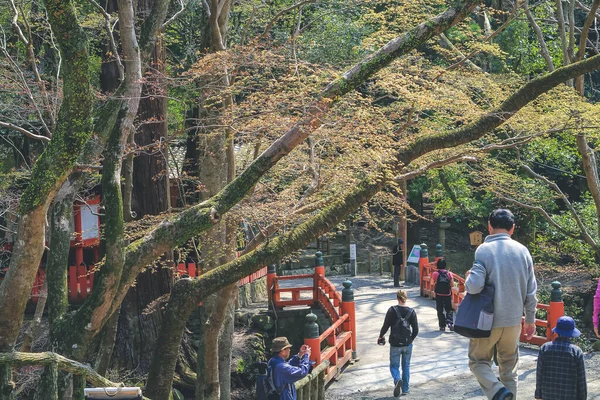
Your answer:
[0,0,93,379]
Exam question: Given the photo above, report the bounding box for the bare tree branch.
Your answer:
[162,0,186,29]
[0,122,51,143]
[524,0,555,71]
[519,162,598,251]
[576,133,600,240]
[86,0,124,81]
[497,193,582,238]
[260,0,317,39]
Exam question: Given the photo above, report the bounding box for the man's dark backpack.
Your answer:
[389,306,413,347]
[256,362,282,400]
[435,270,451,295]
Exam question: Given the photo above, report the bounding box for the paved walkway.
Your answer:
[319,275,544,399]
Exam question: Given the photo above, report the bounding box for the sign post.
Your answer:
[405,244,421,284]
[349,242,357,276]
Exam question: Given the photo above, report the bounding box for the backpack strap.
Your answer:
[393,306,413,321]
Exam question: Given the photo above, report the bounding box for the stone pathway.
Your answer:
[313,274,600,399]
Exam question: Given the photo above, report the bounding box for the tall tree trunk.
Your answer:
[113,267,172,371]
[112,0,171,373]
[129,37,169,218]
[0,0,93,358]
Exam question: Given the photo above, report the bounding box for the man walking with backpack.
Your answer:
[378,290,419,397]
[432,258,454,331]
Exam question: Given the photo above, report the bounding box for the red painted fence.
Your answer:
[418,244,564,346]
[18,261,268,304]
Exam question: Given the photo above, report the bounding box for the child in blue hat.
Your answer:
[534,316,587,400]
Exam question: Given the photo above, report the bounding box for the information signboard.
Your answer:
[406,244,421,265]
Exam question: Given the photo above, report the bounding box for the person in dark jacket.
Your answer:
[392,238,404,287]
[378,290,419,397]
[535,316,587,400]
[267,337,311,400]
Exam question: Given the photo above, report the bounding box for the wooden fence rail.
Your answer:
[294,360,329,400]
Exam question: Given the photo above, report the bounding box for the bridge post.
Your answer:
[341,280,357,359]
[434,243,443,262]
[418,243,428,297]
[267,264,277,309]
[314,252,325,304]
[304,312,321,365]
[548,281,564,341]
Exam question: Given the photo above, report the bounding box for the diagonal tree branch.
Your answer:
[496,193,582,239]
[519,162,599,251]
[576,133,600,241]
[0,122,51,143]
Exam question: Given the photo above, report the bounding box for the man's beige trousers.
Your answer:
[468,325,521,399]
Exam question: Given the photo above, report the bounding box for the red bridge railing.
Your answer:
[8,260,268,304]
[417,243,564,346]
[267,252,356,385]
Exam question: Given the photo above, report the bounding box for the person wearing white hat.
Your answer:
[534,316,587,400]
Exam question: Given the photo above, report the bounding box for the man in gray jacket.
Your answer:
[465,209,537,400]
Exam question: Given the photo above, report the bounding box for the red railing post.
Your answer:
[267,264,277,309]
[341,280,357,359]
[548,281,564,341]
[418,243,428,297]
[314,251,325,303]
[304,312,321,365]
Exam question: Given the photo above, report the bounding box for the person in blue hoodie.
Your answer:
[267,337,311,400]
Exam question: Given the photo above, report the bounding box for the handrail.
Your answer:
[417,244,565,346]
[294,360,329,400]
[7,261,268,304]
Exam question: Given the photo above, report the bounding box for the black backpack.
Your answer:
[435,270,451,295]
[256,362,282,400]
[389,306,413,346]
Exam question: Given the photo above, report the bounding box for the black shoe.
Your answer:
[448,323,454,332]
[439,327,446,331]
[492,387,514,400]
[393,380,402,397]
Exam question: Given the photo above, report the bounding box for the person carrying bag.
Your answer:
[461,209,538,400]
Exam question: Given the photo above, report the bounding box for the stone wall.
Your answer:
[236,277,268,308]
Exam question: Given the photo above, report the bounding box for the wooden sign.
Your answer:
[469,231,484,246]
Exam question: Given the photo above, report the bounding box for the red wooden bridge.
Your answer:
[267,252,357,385]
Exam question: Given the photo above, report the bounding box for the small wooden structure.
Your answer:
[469,231,484,246]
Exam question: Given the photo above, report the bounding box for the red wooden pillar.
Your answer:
[73,203,84,267]
[548,281,564,341]
[341,280,357,358]
[267,264,277,309]
[418,243,429,297]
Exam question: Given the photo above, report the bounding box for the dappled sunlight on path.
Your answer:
[323,275,539,398]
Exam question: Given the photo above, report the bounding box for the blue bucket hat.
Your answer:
[552,316,581,338]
